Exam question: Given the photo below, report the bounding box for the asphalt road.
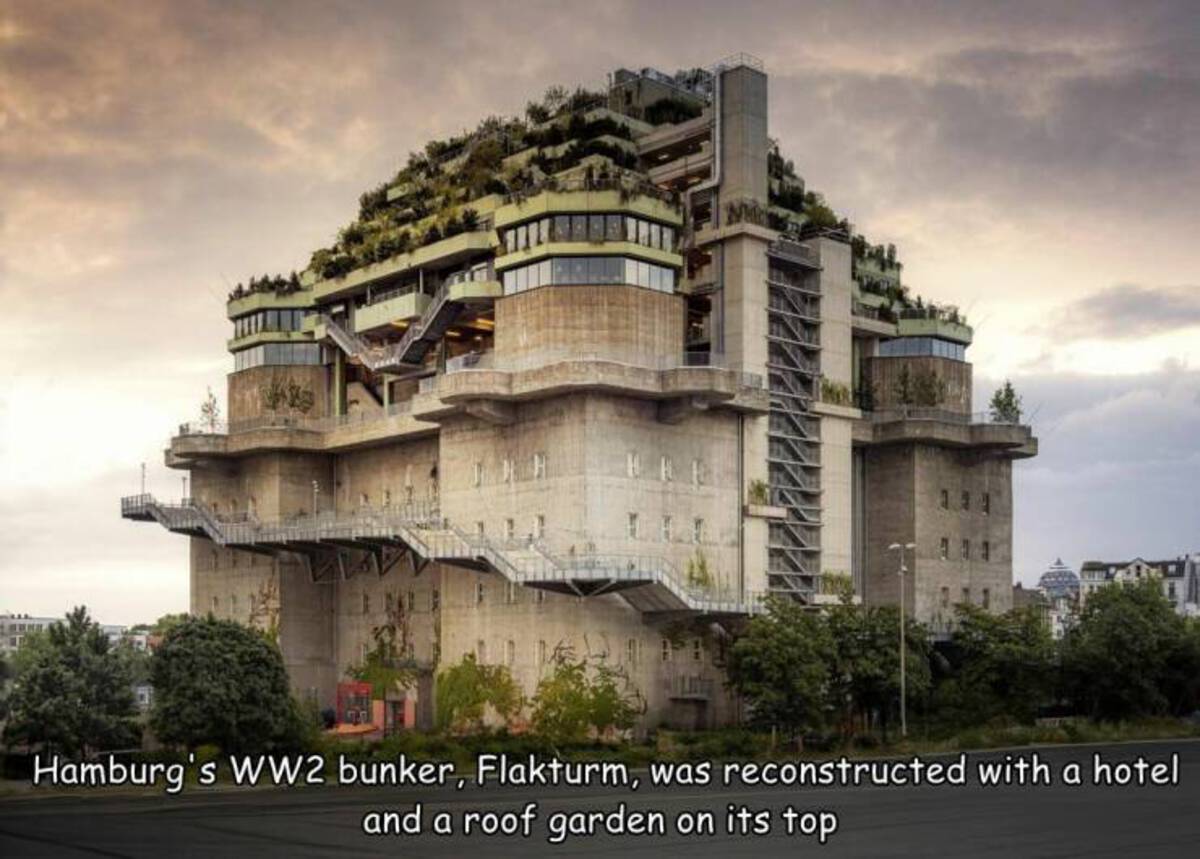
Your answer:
[1,740,1197,857]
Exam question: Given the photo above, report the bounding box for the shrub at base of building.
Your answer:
[149,616,310,754]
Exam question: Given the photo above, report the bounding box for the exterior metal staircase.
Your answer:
[121,494,762,617]
[319,276,490,373]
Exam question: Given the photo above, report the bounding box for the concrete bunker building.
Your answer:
[123,56,1036,728]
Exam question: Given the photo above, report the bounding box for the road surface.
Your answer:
[1,740,1196,857]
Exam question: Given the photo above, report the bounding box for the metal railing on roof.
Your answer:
[867,407,1026,427]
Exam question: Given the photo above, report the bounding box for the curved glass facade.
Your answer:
[502,213,676,254]
[501,256,676,295]
[879,336,966,361]
[234,342,322,371]
[233,308,307,338]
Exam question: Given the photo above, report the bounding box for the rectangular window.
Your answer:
[475,581,485,606]
[537,640,547,666]
[571,214,588,241]
[475,521,485,538]
[625,215,637,242]
[939,538,949,560]
[940,489,949,509]
[502,458,513,483]
[504,518,515,540]
[692,458,704,486]
[626,451,640,478]
[692,639,702,662]
[473,461,484,487]
[661,639,672,662]
[362,593,370,615]
[692,518,704,544]
[661,515,672,542]
[505,230,516,253]
[982,588,991,609]
[476,639,486,663]
[516,224,528,250]
[961,491,971,511]
[649,222,661,250]
[660,455,673,482]
[506,582,518,604]
[533,451,546,479]
[553,215,570,242]
[589,214,605,242]
[940,586,949,608]
[638,220,650,246]
[962,587,971,604]
[626,639,638,665]
[962,539,970,560]
[627,513,639,540]
[606,214,623,241]
[982,540,991,562]
[505,640,516,667]
[982,493,991,515]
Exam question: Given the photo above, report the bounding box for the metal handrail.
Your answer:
[122,494,762,615]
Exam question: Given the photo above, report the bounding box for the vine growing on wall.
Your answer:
[260,378,316,414]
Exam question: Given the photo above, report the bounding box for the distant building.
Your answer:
[0,614,143,656]
[1037,558,1080,602]
[0,613,58,656]
[1079,555,1200,617]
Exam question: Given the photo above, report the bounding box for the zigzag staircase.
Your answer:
[121,495,760,617]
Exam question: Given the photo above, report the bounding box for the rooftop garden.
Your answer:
[297,84,697,282]
[227,272,304,303]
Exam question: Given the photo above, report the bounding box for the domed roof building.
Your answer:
[1038,558,1080,601]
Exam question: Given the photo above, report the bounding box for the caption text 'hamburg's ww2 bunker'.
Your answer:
[123,55,1036,730]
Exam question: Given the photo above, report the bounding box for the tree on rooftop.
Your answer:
[988,380,1022,424]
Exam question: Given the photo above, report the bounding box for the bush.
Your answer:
[150,616,308,754]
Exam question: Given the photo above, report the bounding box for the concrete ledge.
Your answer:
[855,414,1038,458]
[743,503,788,520]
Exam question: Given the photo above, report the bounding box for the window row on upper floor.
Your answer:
[232,308,309,339]
[233,342,322,371]
[502,214,678,254]
[502,255,676,295]
[879,336,966,361]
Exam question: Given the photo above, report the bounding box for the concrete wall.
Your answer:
[861,443,1014,626]
[866,356,973,415]
[227,365,329,423]
[494,285,684,364]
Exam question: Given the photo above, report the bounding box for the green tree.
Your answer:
[434,654,522,733]
[893,365,915,406]
[530,656,639,744]
[989,379,1022,424]
[3,607,139,756]
[934,604,1055,726]
[1062,578,1200,720]
[825,598,931,741]
[725,598,833,737]
[150,616,306,753]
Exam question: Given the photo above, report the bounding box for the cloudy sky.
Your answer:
[1,0,1197,623]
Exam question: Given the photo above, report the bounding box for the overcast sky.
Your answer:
[2,0,1197,624]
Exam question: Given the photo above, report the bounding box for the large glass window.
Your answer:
[233,342,321,371]
[879,337,966,361]
[502,256,676,295]
[503,214,677,254]
[232,308,307,339]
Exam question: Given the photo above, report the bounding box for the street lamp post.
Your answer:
[888,541,917,738]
